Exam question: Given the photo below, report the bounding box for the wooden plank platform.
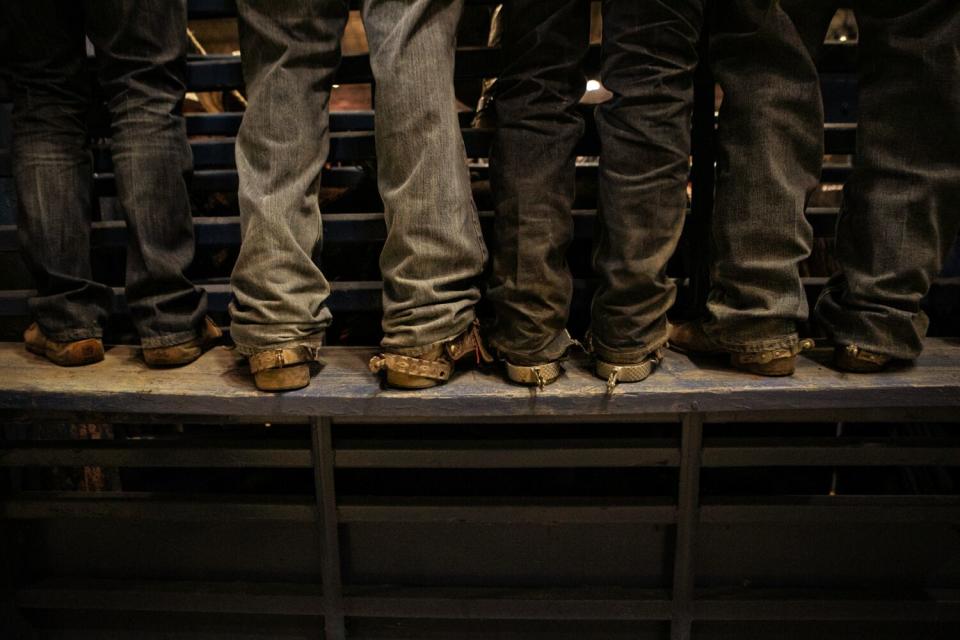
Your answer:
[0,339,957,419]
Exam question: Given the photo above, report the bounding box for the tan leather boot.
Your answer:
[669,320,813,377]
[142,316,222,367]
[369,320,493,390]
[24,323,104,367]
[833,344,892,373]
[249,343,323,392]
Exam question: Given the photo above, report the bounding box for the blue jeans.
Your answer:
[229,0,487,356]
[706,0,960,359]
[487,0,705,366]
[3,0,208,347]
[702,0,823,355]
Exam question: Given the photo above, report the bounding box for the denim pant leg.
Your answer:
[816,0,960,360]
[590,0,705,365]
[5,1,112,342]
[485,0,589,365]
[362,0,487,351]
[702,2,834,354]
[229,0,347,356]
[85,0,208,348]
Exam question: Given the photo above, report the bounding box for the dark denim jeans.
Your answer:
[3,0,207,347]
[702,0,824,355]
[706,0,960,360]
[488,0,705,366]
[229,0,486,357]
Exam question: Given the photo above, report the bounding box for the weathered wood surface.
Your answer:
[0,340,957,419]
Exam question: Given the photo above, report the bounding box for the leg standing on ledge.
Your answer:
[4,0,215,369]
[670,0,833,376]
[816,0,960,372]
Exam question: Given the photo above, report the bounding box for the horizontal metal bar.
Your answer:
[187,0,535,20]
[0,281,383,316]
[0,411,309,425]
[0,207,841,252]
[0,493,679,524]
[821,159,853,183]
[3,437,956,471]
[182,113,857,153]
[343,586,673,620]
[185,46,505,90]
[0,441,312,469]
[331,413,685,425]
[0,493,316,522]
[338,499,679,524]
[693,588,960,621]
[185,111,380,136]
[334,438,680,468]
[702,407,960,424]
[18,579,957,622]
[0,43,857,106]
[181,42,856,91]
[702,439,960,467]
[16,579,671,620]
[17,579,324,615]
[0,209,593,251]
[90,165,365,196]
[128,126,856,171]
[700,495,960,524]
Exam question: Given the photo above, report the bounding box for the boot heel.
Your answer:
[254,363,310,392]
[732,354,796,377]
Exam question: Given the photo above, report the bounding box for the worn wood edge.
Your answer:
[0,341,957,418]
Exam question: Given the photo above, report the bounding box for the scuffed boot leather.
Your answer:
[669,320,813,377]
[142,316,223,368]
[24,323,104,367]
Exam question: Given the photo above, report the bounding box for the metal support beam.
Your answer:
[671,413,704,640]
[311,417,346,639]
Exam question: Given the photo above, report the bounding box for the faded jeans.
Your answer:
[3,0,208,347]
[229,0,486,356]
[487,0,704,366]
[705,0,960,359]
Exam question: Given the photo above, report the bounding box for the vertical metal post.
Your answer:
[671,413,704,640]
[311,417,346,639]
[1,427,29,637]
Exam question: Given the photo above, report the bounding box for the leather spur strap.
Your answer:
[249,345,323,374]
[369,320,494,382]
[445,321,494,365]
[736,338,815,364]
[843,344,887,365]
[368,352,453,382]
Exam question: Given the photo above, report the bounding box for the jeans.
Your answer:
[229,0,487,356]
[3,0,207,347]
[702,0,823,355]
[706,0,960,359]
[487,0,704,366]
